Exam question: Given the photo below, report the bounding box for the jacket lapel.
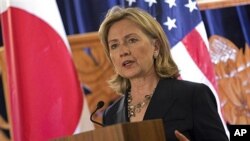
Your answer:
[144,78,177,120]
[115,95,128,123]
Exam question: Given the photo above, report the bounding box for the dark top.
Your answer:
[103,78,229,141]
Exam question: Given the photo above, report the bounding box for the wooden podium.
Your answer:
[53,119,166,141]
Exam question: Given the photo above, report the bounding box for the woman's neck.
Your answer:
[129,73,159,100]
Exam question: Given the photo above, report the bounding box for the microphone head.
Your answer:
[90,101,105,127]
[97,101,105,109]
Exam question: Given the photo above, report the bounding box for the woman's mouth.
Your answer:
[122,60,135,67]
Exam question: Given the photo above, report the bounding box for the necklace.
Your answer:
[127,91,153,118]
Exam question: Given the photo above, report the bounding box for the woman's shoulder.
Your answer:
[160,77,209,90]
[161,78,216,101]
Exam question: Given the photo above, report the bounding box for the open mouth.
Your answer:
[122,60,135,67]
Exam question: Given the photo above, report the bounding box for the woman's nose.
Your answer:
[119,46,131,57]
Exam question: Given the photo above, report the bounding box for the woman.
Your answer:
[98,6,229,141]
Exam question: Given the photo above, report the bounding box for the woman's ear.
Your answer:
[153,39,160,54]
[152,39,160,59]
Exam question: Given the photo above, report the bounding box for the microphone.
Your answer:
[90,101,105,127]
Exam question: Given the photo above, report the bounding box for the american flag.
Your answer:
[125,0,229,137]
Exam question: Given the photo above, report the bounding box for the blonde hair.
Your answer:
[98,6,179,94]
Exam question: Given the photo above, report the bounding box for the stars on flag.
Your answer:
[144,0,157,7]
[125,0,200,44]
[165,0,176,8]
[185,0,198,13]
[164,17,177,31]
[126,0,136,7]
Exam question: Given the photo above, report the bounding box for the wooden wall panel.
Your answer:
[197,0,250,10]
[68,32,120,126]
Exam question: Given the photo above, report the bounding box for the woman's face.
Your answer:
[107,19,158,79]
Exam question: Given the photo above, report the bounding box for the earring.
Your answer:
[153,52,158,59]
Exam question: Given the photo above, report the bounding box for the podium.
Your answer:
[53,119,166,141]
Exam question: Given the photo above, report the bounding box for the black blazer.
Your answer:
[103,78,229,141]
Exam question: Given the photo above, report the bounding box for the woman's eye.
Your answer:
[128,38,138,44]
[109,44,118,49]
